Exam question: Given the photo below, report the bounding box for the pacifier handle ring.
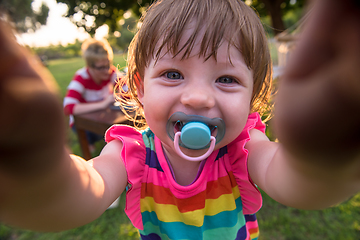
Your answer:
[174,132,216,162]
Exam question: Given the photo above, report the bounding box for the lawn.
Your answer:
[0,54,359,240]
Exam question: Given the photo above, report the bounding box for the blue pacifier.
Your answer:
[166,112,226,161]
[181,122,211,149]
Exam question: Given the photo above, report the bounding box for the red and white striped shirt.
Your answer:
[63,66,118,126]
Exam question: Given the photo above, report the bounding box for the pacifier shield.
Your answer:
[166,112,226,149]
[181,122,211,149]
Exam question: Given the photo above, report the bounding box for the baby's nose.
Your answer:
[180,87,215,109]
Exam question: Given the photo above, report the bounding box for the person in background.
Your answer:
[63,38,120,152]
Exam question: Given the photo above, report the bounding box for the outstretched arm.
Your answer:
[247,0,360,209]
[0,21,127,231]
[275,0,360,162]
[247,129,360,210]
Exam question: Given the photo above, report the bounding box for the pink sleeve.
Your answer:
[227,112,265,215]
[105,125,146,229]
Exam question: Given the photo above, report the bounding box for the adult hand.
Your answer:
[103,94,115,107]
[274,0,360,162]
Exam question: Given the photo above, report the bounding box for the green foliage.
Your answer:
[282,6,305,30]
[251,0,306,18]
[250,0,306,36]
[32,40,83,61]
[111,29,134,52]
[30,33,132,61]
[56,0,306,36]
[108,16,138,52]
[56,0,152,35]
[0,0,49,32]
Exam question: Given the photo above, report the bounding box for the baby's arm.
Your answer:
[247,0,360,209]
[0,21,127,231]
[1,142,127,231]
[247,130,360,210]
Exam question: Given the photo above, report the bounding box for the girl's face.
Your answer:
[139,31,254,160]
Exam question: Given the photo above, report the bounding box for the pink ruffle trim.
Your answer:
[105,125,146,229]
[228,112,265,214]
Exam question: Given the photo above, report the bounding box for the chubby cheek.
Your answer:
[142,95,168,124]
[141,95,171,140]
[219,119,247,148]
[220,106,251,147]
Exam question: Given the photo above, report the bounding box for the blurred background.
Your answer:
[3,0,305,62]
[0,0,359,239]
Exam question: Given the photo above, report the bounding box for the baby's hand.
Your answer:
[0,21,65,175]
[274,0,360,163]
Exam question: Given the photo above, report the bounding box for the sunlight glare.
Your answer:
[95,24,109,39]
[123,10,132,19]
[20,0,90,47]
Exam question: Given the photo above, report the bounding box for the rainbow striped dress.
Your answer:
[105,113,265,240]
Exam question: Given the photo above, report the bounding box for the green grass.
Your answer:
[258,191,360,240]
[1,54,360,239]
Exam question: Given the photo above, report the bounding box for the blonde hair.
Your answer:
[81,38,114,67]
[117,0,272,126]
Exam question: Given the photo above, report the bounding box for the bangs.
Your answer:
[138,0,256,66]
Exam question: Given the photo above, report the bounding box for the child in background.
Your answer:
[63,38,119,151]
[0,0,359,240]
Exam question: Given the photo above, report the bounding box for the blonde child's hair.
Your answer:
[81,38,114,67]
[117,0,272,126]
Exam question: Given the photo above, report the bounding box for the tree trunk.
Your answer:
[261,0,286,35]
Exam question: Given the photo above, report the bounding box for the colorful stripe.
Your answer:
[140,174,238,210]
[138,127,260,239]
[140,185,240,224]
[245,214,259,240]
[140,197,245,239]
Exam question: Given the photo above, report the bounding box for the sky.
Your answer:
[19,0,108,47]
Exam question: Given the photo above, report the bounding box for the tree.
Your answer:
[57,0,305,37]
[107,14,138,52]
[250,0,306,35]
[0,0,49,33]
[56,0,152,35]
